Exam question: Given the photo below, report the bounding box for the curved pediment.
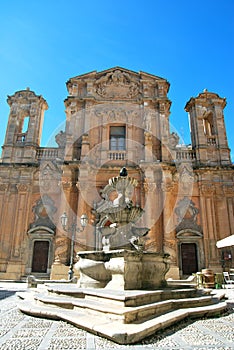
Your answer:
[27,226,55,235]
[176,229,203,238]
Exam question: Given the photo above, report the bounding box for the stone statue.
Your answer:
[95,167,149,251]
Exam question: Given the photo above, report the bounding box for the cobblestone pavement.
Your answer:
[0,283,233,349]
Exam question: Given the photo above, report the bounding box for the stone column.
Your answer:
[0,184,10,267]
[11,184,31,258]
[141,164,163,252]
[223,185,234,233]
[200,184,220,269]
[76,165,96,250]
[161,167,179,278]
[54,169,76,265]
[1,183,31,279]
[144,132,153,162]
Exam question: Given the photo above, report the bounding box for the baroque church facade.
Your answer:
[0,67,233,280]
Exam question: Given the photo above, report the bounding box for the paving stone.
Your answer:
[0,284,234,349]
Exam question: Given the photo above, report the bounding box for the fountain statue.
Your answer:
[76,168,170,289]
[97,167,149,251]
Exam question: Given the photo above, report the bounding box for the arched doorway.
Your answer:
[32,241,49,273]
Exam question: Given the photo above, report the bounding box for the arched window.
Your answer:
[22,116,30,133]
[203,112,215,136]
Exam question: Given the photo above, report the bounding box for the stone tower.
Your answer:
[185,90,231,165]
[1,88,48,163]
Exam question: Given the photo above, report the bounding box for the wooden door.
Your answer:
[181,243,198,275]
[32,241,49,273]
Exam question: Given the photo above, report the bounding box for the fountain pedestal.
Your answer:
[76,249,170,290]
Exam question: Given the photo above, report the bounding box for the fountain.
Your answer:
[76,167,170,290]
[17,168,227,345]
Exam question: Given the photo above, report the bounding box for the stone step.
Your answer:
[47,285,85,298]
[17,297,228,345]
[47,285,199,307]
[33,292,218,323]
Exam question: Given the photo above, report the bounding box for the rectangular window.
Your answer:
[110,126,126,150]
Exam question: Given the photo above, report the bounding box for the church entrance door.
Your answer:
[181,243,198,275]
[32,241,49,273]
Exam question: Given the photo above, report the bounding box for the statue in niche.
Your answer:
[144,111,152,131]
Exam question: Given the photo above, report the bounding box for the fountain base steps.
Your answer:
[17,285,227,344]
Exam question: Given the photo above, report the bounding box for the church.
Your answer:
[0,67,233,280]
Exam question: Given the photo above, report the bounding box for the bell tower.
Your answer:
[185,90,231,165]
[2,88,48,163]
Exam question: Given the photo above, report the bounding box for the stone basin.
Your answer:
[75,249,170,290]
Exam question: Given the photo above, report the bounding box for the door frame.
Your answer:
[32,240,50,273]
[177,229,204,278]
[26,226,55,275]
[180,242,198,276]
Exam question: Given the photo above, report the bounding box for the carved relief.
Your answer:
[223,184,233,195]
[178,163,194,192]
[59,178,74,190]
[94,106,140,123]
[201,183,215,195]
[161,182,174,192]
[143,179,156,193]
[95,69,140,98]
[39,163,60,192]
[30,194,57,230]
[175,197,201,233]
[0,184,9,192]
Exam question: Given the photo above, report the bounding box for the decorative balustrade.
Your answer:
[108,151,126,160]
[207,136,217,145]
[36,148,59,159]
[176,149,196,161]
[16,133,26,143]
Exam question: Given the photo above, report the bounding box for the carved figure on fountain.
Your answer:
[95,167,149,251]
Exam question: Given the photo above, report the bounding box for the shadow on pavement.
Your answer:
[0,290,17,300]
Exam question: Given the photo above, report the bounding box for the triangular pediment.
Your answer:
[66,67,170,100]
[67,66,168,84]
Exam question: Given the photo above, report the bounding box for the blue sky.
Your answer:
[0,0,233,160]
